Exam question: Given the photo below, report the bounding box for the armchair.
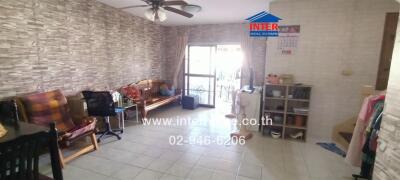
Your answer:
[16,90,98,168]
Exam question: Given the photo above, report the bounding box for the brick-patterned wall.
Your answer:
[374,6,400,179]
[0,0,163,98]
[267,0,399,139]
[163,24,266,88]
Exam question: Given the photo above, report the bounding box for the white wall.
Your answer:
[266,0,399,139]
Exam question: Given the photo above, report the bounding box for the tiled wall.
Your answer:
[267,0,399,139]
[163,24,267,88]
[0,0,164,98]
[374,4,400,179]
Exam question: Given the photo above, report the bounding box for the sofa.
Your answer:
[121,80,181,119]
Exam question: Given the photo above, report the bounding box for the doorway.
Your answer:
[184,44,243,108]
[184,45,217,107]
[215,45,243,108]
[376,12,399,90]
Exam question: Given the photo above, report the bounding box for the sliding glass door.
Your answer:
[184,45,216,107]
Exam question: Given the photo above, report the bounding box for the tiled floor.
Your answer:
[41,104,357,180]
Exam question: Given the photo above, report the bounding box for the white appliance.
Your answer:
[235,86,262,132]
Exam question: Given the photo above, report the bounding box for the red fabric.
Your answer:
[358,95,386,123]
[63,119,96,140]
[121,85,141,101]
[346,94,385,167]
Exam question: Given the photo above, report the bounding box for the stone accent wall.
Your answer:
[374,7,400,179]
[163,24,266,88]
[0,0,163,98]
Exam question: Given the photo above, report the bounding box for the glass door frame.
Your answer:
[183,44,217,108]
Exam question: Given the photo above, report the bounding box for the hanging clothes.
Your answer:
[359,100,384,178]
[345,94,385,166]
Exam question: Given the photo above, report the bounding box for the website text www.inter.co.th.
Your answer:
[141,115,274,127]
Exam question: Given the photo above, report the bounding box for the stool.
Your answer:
[182,95,199,110]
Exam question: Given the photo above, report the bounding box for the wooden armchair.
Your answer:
[15,90,98,168]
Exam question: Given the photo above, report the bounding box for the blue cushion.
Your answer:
[160,87,175,96]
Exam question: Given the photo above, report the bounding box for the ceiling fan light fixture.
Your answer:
[157,8,167,22]
[144,8,167,22]
[144,8,156,21]
[181,4,202,13]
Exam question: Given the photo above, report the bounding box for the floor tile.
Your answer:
[166,162,193,177]
[211,170,236,180]
[237,176,259,180]
[142,147,166,158]
[38,106,355,180]
[70,155,124,176]
[238,162,262,180]
[187,166,214,180]
[175,153,201,166]
[128,155,156,168]
[110,165,143,180]
[160,174,185,180]
[159,150,185,162]
[133,169,163,180]
[62,165,110,180]
[147,158,176,172]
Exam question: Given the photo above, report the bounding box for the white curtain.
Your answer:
[240,29,254,86]
[227,29,254,116]
[172,31,189,89]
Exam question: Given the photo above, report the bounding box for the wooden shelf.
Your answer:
[264,83,287,87]
[265,124,284,127]
[285,125,307,130]
[288,98,309,102]
[284,137,306,142]
[261,134,284,140]
[287,112,309,116]
[261,84,311,142]
[265,97,286,100]
[264,110,285,114]
[265,83,312,88]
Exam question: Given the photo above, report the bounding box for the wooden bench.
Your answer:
[121,80,181,120]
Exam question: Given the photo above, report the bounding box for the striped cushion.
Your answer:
[22,90,75,132]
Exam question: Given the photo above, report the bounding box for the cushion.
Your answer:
[62,118,96,140]
[21,90,75,132]
[66,94,87,124]
[120,85,141,101]
[160,84,175,96]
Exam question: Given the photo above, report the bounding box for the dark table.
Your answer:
[0,122,63,180]
[0,122,48,143]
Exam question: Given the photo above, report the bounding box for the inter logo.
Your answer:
[246,11,282,37]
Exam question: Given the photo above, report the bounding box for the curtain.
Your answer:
[172,31,189,89]
[226,29,254,116]
[240,29,254,87]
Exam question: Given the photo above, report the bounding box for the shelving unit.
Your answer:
[261,84,311,142]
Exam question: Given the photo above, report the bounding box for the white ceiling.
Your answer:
[96,0,270,26]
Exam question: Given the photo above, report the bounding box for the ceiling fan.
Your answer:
[119,0,195,22]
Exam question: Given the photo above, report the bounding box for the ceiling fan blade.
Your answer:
[163,6,193,18]
[119,5,150,9]
[162,0,188,6]
[141,0,152,4]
